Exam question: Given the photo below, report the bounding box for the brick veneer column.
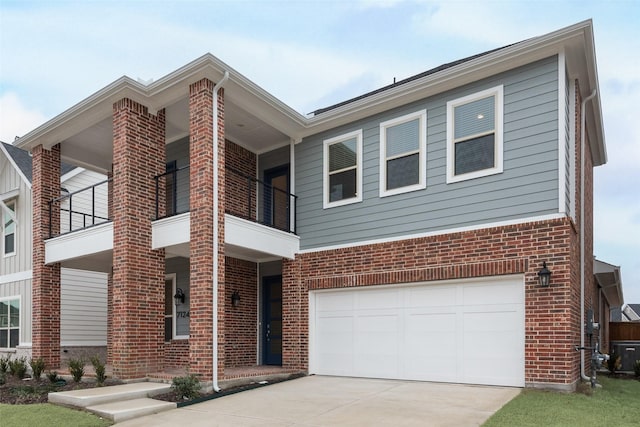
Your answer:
[32,144,61,368]
[189,78,226,379]
[111,99,166,379]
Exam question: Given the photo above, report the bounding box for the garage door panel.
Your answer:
[312,277,524,387]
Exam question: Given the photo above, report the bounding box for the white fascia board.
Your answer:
[60,167,85,183]
[225,214,299,260]
[152,212,190,250]
[45,222,113,264]
[0,270,33,284]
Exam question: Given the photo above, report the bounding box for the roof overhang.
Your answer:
[594,259,624,308]
[16,20,605,169]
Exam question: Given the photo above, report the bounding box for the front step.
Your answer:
[48,382,171,408]
[87,398,176,422]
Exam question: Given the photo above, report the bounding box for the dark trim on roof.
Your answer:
[310,43,517,116]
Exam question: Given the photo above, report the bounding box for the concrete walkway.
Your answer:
[115,376,520,426]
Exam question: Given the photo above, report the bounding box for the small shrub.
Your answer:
[171,374,201,400]
[8,356,28,379]
[0,355,9,373]
[0,372,5,385]
[47,370,59,383]
[90,355,107,385]
[634,359,640,377]
[68,358,85,383]
[29,357,46,380]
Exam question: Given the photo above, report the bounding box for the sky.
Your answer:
[0,0,638,304]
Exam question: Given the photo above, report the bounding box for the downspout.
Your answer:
[212,71,229,392]
[580,89,597,382]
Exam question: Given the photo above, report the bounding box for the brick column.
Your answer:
[111,99,166,379]
[106,167,114,365]
[189,78,226,379]
[282,257,306,370]
[32,144,61,368]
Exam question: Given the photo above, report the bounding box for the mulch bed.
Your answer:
[0,374,123,405]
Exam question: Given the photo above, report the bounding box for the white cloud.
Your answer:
[0,92,47,143]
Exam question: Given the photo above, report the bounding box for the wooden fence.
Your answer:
[610,322,640,341]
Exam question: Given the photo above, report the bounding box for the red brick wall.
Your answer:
[31,144,61,368]
[284,218,580,386]
[164,340,189,367]
[188,79,227,379]
[224,257,258,367]
[225,140,257,220]
[111,98,166,379]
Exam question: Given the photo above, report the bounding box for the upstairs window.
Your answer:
[0,297,19,349]
[323,130,363,208]
[3,200,15,256]
[447,86,503,183]
[379,110,427,197]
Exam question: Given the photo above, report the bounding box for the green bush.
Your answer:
[0,355,10,373]
[8,356,28,379]
[171,374,201,400]
[47,370,59,383]
[90,355,107,385]
[29,357,46,380]
[0,372,5,385]
[68,358,85,383]
[634,359,640,377]
[608,352,621,374]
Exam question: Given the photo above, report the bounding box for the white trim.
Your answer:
[2,199,16,257]
[60,167,84,183]
[446,85,504,183]
[166,273,189,340]
[0,295,21,349]
[558,51,567,214]
[226,214,299,260]
[568,78,577,222]
[0,143,31,189]
[289,139,296,229]
[152,212,190,249]
[0,188,19,202]
[0,270,33,285]
[323,129,363,209]
[379,110,427,197]
[299,213,565,254]
[45,221,113,264]
[61,341,106,347]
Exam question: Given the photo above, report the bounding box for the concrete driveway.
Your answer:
[115,376,520,427]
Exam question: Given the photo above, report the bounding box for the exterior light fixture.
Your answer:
[174,288,185,306]
[538,262,552,287]
[231,290,241,307]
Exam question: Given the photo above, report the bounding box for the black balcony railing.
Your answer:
[153,165,297,234]
[48,178,111,238]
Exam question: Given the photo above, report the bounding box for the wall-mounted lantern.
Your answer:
[174,288,185,306]
[231,290,241,307]
[538,262,552,287]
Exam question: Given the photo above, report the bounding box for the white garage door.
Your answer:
[310,276,524,387]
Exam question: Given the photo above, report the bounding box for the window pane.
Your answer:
[329,169,357,202]
[165,316,172,342]
[329,138,357,172]
[455,134,495,175]
[0,301,7,327]
[454,96,495,139]
[9,329,18,348]
[387,154,419,190]
[386,119,419,157]
[164,280,173,316]
[4,234,14,254]
[9,300,19,327]
[0,330,6,348]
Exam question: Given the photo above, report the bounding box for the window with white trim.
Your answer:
[165,274,189,341]
[0,297,19,349]
[379,110,427,197]
[3,200,16,256]
[323,130,363,208]
[446,86,503,183]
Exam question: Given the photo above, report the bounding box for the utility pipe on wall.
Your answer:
[580,88,597,382]
[212,71,229,392]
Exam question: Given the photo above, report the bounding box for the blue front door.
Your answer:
[263,276,282,365]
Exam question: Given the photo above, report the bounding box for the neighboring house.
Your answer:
[0,141,108,362]
[611,304,640,322]
[15,20,623,391]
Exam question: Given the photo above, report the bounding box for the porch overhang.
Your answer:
[594,259,624,308]
[45,221,113,272]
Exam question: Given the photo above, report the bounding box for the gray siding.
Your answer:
[60,169,108,233]
[60,268,108,346]
[296,56,560,249]
[166,137,190,214]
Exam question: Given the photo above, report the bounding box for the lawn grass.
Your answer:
[483,376,640,427]
[0,403,113,427]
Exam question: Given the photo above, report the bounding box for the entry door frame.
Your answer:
[263,165,290,230]
[262,275,283,365]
